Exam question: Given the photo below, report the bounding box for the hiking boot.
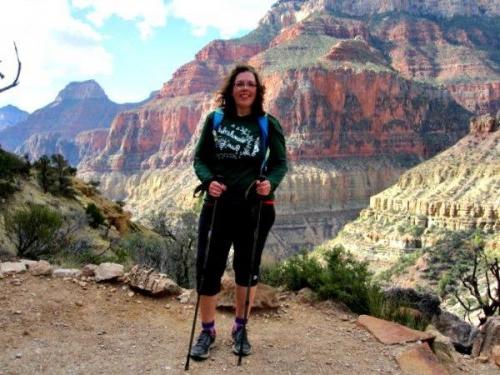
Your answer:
[232,327,252,356]
[190,331,215,360]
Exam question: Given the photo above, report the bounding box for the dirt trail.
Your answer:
[0,274,495,375]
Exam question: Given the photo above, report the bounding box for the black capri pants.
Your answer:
[196,199,275,296]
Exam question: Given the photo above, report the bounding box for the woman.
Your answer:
[191,64,288,360]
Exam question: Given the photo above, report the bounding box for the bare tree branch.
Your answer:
[0,41,21,93]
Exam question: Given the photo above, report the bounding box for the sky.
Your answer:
[0,0,277,113]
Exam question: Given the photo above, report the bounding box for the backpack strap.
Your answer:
[258,114,269,174]
[213,109,224,131]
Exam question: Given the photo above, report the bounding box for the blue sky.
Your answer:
[0,0,276,113]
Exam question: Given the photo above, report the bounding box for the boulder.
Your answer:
[28,260,53,276]
[0,261,27,275]
[431,310,478,354]
[297,287,316,303]
[20,259,38,268]
[53,268,81,278]
[178,275,280,309]
[357,315,435,345]
[492,345,500,367]
[94,263,124,282]
[425,325,457,364]
[127,265,182,296]
[396,342,450,375]
[216,275,280,309]
[472,316,500,365]
[81,264,98,277]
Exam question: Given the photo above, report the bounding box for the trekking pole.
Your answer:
[238,176,265,366]
[184,196,219,371]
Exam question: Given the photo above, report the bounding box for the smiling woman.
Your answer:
[187,64,288,365]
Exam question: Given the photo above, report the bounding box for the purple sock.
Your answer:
[202,321,216,336]
[233,317,247,332]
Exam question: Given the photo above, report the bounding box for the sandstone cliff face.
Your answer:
[271,0,500,18]
[328,114,499,268]
[0,81,146,166]
[79,2,496,259]
[370,13,500,114]
[17,133,80,166]
[75,129,110,165]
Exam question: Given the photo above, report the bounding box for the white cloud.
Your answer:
[0,0,112,112]
[0,0,277,112]
[167,0,276,38]
[72,0,169,39]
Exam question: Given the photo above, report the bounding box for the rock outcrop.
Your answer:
[126,265,182,296]
[473,317,500,364]
[78,1,500,259]
[329,114,499,267]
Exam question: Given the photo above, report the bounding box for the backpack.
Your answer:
[212,109,269,174]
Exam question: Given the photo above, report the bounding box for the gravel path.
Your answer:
[0,274,495,375]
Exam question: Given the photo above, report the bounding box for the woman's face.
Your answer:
[231,71,257,115]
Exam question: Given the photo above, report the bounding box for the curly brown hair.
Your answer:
[215,64,266,117]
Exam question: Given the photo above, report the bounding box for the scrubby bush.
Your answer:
[397,223,425,237]
[0,181,18,199]
[367,287,430,331]
[33,155,52,193]
[33,154,76,196]
[262,246,376,314]
[119,229,196,289]
[51,154,76,196]
[0,148,30,198]
[315,246,374,313]
[86,203,106,228]
[144,208,198,288]
[262,246,433,328]
[261,251,323,291]
[4,203,63,259]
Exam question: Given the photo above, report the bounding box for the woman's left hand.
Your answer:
[256,179,271,196]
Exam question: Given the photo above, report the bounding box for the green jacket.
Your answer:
[194,111,288,200]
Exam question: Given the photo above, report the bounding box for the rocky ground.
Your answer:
[0,272,497,375]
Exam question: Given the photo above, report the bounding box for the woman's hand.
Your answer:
[208,180,227,198]
[256,179,271,196]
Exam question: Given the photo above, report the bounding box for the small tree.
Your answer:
[51,153,74,196]
[0,148,30,198]
[454,233,500,325]
[33,155,52,193]
[146,207,198,288]
[4,204,63,259]
[86,203,106,228]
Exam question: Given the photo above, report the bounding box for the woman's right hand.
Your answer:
[208,180,227,198]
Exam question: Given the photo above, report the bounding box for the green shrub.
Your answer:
[0,149,30,199]
[315,246,373,314]
[119,232,194,288]
[262,246,375,314]
[397,223,425,237]
[4,204,63,259]
[33,154,75,196]
[368,288,430,331]
[0,181,18,199]
[378,250,423,281]
[263,246,432,329]
[145,208,198,288]
[0,148,30,179]
[86,203,106,228]
[261,250,322,291]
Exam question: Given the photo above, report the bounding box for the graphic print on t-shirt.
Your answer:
[213,123,260,160]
